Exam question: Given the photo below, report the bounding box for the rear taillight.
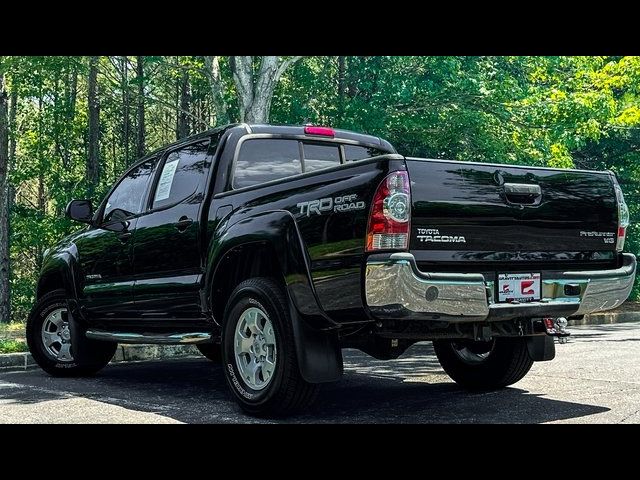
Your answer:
[366,171,411,251]
[614,183,630,252]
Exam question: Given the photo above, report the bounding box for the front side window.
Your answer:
[152,141,211,209]
[234,139,301,189]
[103,157,157,224]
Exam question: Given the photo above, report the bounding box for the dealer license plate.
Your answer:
[497,273,541,303]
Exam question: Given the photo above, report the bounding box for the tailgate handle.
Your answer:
[504,183,542,205]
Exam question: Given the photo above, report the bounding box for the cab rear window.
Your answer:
[233,138,386,189]
[233,139,302,189]
[343,145,385,161]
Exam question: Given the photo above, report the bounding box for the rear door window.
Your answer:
[152,141,210,209]
[234,139,302,188]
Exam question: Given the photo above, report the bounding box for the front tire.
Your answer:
[27,290,117,377]
[433,337,533,390]
[221,278,319,417]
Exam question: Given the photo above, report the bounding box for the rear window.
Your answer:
[234,139,302,189]
[233,138,388,189]
[303,143,341,172]
[344,145,386,161]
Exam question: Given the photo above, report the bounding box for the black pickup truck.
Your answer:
[27,124,636,416]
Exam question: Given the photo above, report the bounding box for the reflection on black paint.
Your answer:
[407,159,618,255]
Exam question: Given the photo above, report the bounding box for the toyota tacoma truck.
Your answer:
[27,124,636,416]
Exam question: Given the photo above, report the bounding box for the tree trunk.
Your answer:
[68,65,78,120]
[136,56,146,158]
[60,64,77,170]
[229,56,303,124]
[36,174,45,273]
[0,74,10,323]
[177,69,190,139]
[347,56,358,98]
[87,56,100,193]
[8,85,17,210]
[203,56,230,125]
[337,56,346,123]
[121,56,130,166]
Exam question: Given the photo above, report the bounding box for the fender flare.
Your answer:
[206,210,343,383]
[37,245,79,302]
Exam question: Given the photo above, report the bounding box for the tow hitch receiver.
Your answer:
[543,317,570,344]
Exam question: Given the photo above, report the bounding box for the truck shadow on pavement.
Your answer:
[0,342,609,423]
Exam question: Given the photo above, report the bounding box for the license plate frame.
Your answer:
[497,272,541,303]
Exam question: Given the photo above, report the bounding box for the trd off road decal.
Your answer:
[297,194,365,217]
[416,228,466,243]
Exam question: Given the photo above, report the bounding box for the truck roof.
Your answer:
[148,123,395,156]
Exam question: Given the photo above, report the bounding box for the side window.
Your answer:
[234,139,301,188]
[343,145,386,162]
[103,157,157,224]
[302,143,340,172]
[152,141,210,209]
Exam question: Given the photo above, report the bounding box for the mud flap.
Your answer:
[289,303,343,383]
[526,334,556,361]
[67,300,90,364]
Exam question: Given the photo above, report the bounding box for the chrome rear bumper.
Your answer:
[365,253,636,322]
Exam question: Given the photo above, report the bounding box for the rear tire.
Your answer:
[27,290,117,377]
[433,337,533,390]
[197,343,221,362]
[221,277,319,417]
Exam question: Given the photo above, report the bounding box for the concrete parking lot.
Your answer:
[1,321,640,423]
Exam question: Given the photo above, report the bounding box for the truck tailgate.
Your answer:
[405,158,619,267]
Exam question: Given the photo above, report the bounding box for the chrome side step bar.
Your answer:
[85,330,212,345]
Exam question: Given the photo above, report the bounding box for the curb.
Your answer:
[2,312,639,373]
[0,344,199,373]
[567,311,640,326]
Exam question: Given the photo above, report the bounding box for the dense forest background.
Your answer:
[0,56,638,323]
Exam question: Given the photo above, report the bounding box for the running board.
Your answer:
[85,330,212,345]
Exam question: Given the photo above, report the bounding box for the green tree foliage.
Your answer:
[0,56,638,321]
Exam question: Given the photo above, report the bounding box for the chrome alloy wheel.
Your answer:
[41,307,74,362]
[233,307,277,390]
[450,339,495,365]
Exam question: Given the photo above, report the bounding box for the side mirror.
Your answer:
[66,199,94,224]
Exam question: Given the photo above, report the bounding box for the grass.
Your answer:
[0,322,26,333]
[0,339,28,354]
[0,322,27,346]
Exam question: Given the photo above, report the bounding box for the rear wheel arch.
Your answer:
[209,241,285,326]
[206,210,335,330]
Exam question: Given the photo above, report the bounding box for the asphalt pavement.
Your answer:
[2,321,640,423]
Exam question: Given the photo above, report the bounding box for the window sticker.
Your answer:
[154,159,179,202]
